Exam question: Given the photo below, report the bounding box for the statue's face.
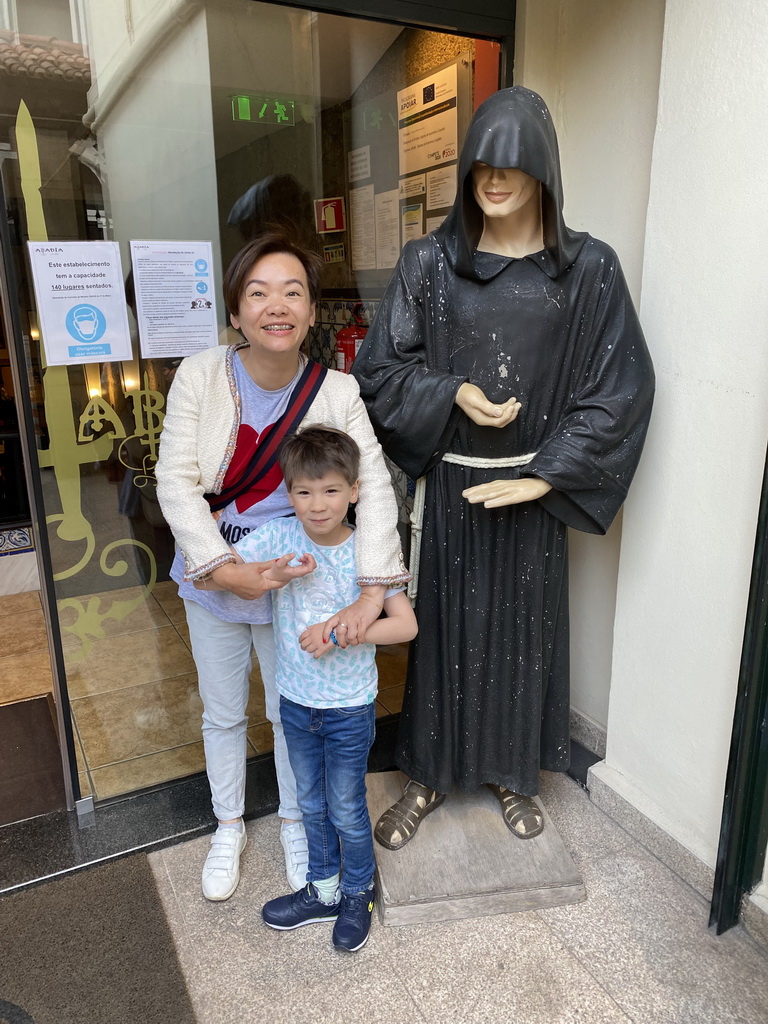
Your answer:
[472,163,540,220]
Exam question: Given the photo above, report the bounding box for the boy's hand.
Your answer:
[263,552,317,584]
[299,622,334,659]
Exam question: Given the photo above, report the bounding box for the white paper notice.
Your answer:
[426,216,446,234]
[350,185,376,271]
[375,190,400,269]
[348,145,371,183]
[130,240,219,359]
[399,175,426,199]
[401,204,424,244]
[426,165,457,210]
[27,240,132,367]
[397,63,458,176]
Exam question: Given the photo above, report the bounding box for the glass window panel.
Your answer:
[3,0,499,802]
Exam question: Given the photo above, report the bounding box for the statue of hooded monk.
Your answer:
[352,87,655,848]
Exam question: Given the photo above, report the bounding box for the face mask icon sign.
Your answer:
[66,304,106,344]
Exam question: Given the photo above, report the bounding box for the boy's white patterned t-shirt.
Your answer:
[235,517,385,708]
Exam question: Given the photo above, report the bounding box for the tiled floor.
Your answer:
[0,592,55,704]
[0,586,410,805]
[149,771,768,1024]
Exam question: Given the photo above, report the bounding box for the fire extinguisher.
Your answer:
[335,302,367,373]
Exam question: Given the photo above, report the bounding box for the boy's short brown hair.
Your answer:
[222,232,323,316]
[279,425,361,490]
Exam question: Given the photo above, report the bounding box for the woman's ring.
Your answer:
[339,622,348,629]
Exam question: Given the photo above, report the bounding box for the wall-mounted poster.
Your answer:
[350,185,376,271]
[130,241,219,359]
[375,190,400,269]
[426,165,457,210]
[399,174,426,199]
[397,64,458,177]
[348,145,371,183]
[401,204,424,244]
[27,240,132,367]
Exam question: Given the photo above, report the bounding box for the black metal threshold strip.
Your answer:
[0,722,598,895]
[0,717,399,895]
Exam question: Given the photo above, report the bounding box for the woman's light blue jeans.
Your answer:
[184,599,301,822]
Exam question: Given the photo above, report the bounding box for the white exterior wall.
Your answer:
[605,0,768,868]
[517,0,768,883]
[85,0,189,97]
[514,0,665,732]
[85,1,222,320]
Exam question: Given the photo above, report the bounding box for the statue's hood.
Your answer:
[435,87,587,280]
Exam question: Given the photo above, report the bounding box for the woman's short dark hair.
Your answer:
[222,232,323,316]
[279,425,360,489]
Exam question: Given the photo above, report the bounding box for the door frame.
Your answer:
[710,442,768,933]
[0,173,82,814]
[262,0,516,85]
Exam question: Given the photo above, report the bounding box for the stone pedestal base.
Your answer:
[367,771,585,926]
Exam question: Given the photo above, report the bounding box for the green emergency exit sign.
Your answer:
[231,95,296,126]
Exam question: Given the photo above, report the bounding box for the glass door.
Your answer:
[2,0,501,805]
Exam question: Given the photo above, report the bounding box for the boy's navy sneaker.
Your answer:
[262,883,341,930]
[332,885,375,952]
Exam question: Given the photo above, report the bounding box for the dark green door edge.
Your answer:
[710,443,768,933]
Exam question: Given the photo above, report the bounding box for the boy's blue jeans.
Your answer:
[280,696,376,896]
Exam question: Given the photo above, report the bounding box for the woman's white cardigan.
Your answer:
[155,343,410,586]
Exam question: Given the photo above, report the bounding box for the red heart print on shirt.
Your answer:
[222,423,284,513]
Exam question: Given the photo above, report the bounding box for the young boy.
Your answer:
[200,425,416,952]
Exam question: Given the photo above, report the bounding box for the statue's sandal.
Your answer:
[374,781,445,850]
[488,785,544,838]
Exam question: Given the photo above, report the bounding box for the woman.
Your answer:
[156,233,409,900]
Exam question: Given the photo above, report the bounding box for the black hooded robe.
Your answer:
[353,88,654,797]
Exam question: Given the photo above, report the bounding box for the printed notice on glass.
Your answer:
[130,240,219,359]
[27,241,132,366]
[349,185,376,271]
[375,190,400,269]
[426,165,457,210]
[397,63,458,177]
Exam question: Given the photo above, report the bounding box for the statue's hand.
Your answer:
[455,383,521,428]
[462,476,552,508]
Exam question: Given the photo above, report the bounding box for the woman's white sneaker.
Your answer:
[202,822,247,901]
[280,821,309,891]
